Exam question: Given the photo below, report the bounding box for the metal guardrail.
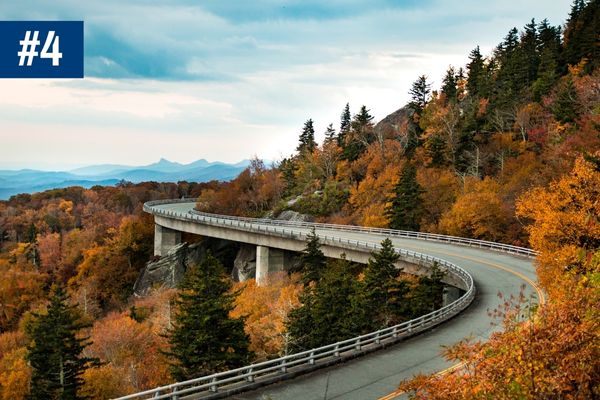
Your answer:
[114,200,480,400]
[144,199,537,258]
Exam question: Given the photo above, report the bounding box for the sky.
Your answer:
[0,0,573,170]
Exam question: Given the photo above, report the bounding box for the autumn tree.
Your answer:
[26,286,99,400]
[231,273,302,359]
[164,254,251,381]
[516,155,600,295]
[439,177,512,242]
[401,154,600,399]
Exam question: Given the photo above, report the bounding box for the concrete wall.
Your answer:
[154,224,182,257]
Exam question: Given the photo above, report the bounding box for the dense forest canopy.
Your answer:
[0,0,598,398]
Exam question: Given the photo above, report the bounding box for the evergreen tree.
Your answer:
[338,103,351,147]
[324,123,337,145]
[297,119,316,154]
[521,19,540,86]
[552,77,581,124]
[26,286,99,400]
[409,75,432,114]
[425,134,447,167]
[563,0,600,72]
[287,258,362,351]
[279,157,297,197]
[466,46,485,97]
[441,66,458,102]
[343,105,375,162]
[164,254,251,381]
[295,228,327,286]
[408,263,446,317]
[386,163,423,231]
[361,239,409,330]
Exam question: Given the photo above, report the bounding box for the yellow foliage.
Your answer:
[231,273,302,359]
[439,177,512,241]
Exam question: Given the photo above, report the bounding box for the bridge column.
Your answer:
[256,246,285,286]
[154,224,182,257]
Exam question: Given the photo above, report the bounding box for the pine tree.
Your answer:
[361,239,409,330]
[297,119,316,154]
[342,105,375,162]
[164,254,251,381]
[279,157,297,197]
[409,75,432,114]
[425,134,447,167]
[408,263,446,317]
[521,19,540,86]
[324,123,336,145]
[295,228,326,286]
[386,163,423,231]
[552,77,581,124]
[338,103,351,147]
[287,258,362,351]
[466,46,485,97]
[441,67,458,102]
[563,0,600,72]
[26,286,99,400]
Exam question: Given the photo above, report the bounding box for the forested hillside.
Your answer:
[0,0,598,398]
[198,0,599,249]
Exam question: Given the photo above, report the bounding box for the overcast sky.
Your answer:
[0,0,572,170]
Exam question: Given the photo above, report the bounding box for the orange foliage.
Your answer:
[0,331,30,400]
[231,273,302,360]
[400,283,599,399]
[84,310,171,397]
[439,177,513,241]
[417,168,460,232]
[401,156,600,399]
[517,155,600,295]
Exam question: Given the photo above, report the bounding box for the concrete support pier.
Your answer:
[256,246,285,286]
[154,224,182,257]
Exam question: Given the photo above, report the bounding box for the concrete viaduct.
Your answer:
[135,199,541,400]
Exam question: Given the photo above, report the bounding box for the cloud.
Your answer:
[0,0,574,168]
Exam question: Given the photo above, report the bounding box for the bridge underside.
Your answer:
[153,216,467,290]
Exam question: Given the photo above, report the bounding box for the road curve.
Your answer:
[147,201,541,400]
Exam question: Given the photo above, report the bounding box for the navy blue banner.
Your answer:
[0,21,83,78]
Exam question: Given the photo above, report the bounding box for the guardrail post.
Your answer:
[153,390,161,398]
[355,339,361,351]
[334,344,340,357]
[246,368,254,382]
[309,351,315,365]
[375,333,380,344]
[210,377,218,393]
[171,386,178,400]
[392,326,398,338]
[280,360,287,373]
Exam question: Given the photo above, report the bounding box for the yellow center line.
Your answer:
[375,247,545,400]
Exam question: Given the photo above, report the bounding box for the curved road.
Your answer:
[148,202,541,400]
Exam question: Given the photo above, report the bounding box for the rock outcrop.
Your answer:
[133,238,239,296]
[231,244,257,282]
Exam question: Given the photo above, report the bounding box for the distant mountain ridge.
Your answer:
[0,158,252,200]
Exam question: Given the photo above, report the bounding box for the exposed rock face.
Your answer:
[134,238,238,296]
[231,244,257,282]
[134,243,191,296]
[373,105,412,136]
[276,210,312,222]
